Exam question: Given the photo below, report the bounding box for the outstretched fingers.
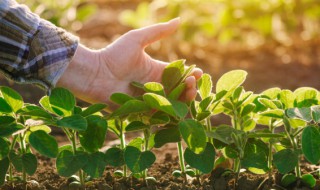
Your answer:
[131,18,181,47]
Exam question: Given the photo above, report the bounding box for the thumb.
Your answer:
[132,18,180,47]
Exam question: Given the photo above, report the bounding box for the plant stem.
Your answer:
[9,136,18,181]
[293,138,301,178]
[120,126,127,178]
[177,142,187,182]
[206,118,213,144]
[268,123,275,184]
[285,127,301,178]
[69,131,86,186]
[233,158,241,189]
[143,129,150,181]
[19,134,27,182]
[195,169,201,184]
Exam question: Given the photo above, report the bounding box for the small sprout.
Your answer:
[68,175,80,183]
[113,170,124,178]
[172,170,182,178]
[281,174,297,187]
[301,174,316,188]
[145,176,157,184]
[185,169,196,177]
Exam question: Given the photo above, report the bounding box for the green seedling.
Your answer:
[35,87,108,187]
[2,60,320,190]
[0,86,58,187]
[206,71,275,189]
[258,87,319,188]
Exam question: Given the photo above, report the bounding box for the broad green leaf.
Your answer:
[143,93,176,117]
[0,123,24,137]
[56,150,88,177]
[110,93,134,105]
[199,95,214,112]
[281,174,297,187]
[0,86,23,112]
[241,103,255,117]
[0,157,9,186]
[216,70,247,93]
[242,139,269,172]
[82,152,106,178]
[206,125,237,144]
[110,100,150,118]
[196,111,211,121]
[0,116,15,127]
[286,107,312,122]
[0,137,9,160]
[107,119,120,137]
[105,147,124,167]
[124,146,156,173]
[79,115,107,152]
[179,119,207,154]
[232,86,244,101]
[0,97,13,113]
[273,149,298,174]
[301,174,316,188]
[197,74,212,99]
[149,112,170,125]
[144,82,165,96]
[258,98,278,109]
[49,87,75,116]
[29,125,51,133]
[184,142,215,174]
[242,119,256,132]
[294,87,318,107]
[154,126,181,148]
[39,96,56,115]
[21,153,37,175]
[224,145,238,159]
[29,130,58,158]
[125,121,148,132]
[301,126,320,164]
[9,151,22,172]
[287,118,307,129]
[168,83,186,100]
[171,100,188,119]
[57,114,87,131]
[128,137,144,150]
[311,105,320,123]
[81,103,107,117]
[162,60,185,92]
[279,90,295,109]
[260,109,284,119]
[181,64,196,83]
[261,87,281,99]
[19,105,53,119]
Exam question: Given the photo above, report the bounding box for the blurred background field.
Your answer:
[2,0,320,106]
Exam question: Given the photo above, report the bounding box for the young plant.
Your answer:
[0,86,58,187]
[206,71,277,188]
[258,87,319,188]
[37,87,108,188]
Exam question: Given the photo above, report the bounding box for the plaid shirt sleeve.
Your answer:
[0,0,79,91]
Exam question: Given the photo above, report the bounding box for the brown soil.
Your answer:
[1,141,320,190]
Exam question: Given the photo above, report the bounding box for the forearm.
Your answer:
[0,0,78,91]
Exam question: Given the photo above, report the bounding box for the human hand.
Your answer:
[57,18,203,106]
